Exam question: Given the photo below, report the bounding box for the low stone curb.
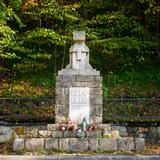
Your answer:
[0,155,160,160]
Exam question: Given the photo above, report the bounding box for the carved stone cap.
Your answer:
[58,31,100,76]
[73,31,85,41]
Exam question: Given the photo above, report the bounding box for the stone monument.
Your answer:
[55,31,102,124]
[13,31,145,153]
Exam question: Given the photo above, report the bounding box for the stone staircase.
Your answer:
[13,124,145,152]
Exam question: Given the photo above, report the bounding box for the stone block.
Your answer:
[59,139,69,151]
[139,133,147,138]
[55,105,68,115]
[120,132,128,137]
[45,138,58,150]
[148,127,156,138]
[62,82,72,88]
[72,82,89,87]
[138,127,148,133]
[58,68,100,76]
[127,138,135,151]
[112,126,128,137]
[91,96,102,105]
[47,124,60,131]
[111,130,121,139]
[94,76,102,82]
[56,87,69,97]
[55,115,67,124]
[68,138,89,152]
[94,81,102,88]
[62,76,75,82]
[39,130,52,138]
[52,131,63,138]
[118,138,135,151]
[90,88,102,95]
[64,131,76,138]
[118,138,131,151]
[55,82,63,88]
[119,126,127,133]
[84,81,94,87]
[25,138,44,151]
[0,130,16,143]
[97,124,111,131]
[127,127,138,133]
[95,105,103,116]
[90,116,102,124]
[128,133,137,138]
[13,139,24,151]
[89,139,99,151]
[76,75,94,82]
[26,127,39,138]
[56,76,62,82]
[86,131,102,138]
[55,96,67,105]
[55,88,64,95]
[90,107,96,116]
[155,127,160,139]
[135,138,145,152]
[99,139,117,151]
[111,126,119,131]
[0,126,11,135]
[73,30,85,41]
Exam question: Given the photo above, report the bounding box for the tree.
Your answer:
[0,0,159,76]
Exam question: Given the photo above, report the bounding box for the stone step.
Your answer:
[14,123,111,139]
[38,130,103,138]
[18,130,104,139]
[19,130,121,139]
[47,123,111,131]
[13,137,145,152]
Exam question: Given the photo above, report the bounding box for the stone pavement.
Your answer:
[0,155,160,160]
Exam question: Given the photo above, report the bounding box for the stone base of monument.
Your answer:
[13,124,145,152]
[55,75,103,124]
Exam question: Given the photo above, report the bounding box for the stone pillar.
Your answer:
[55,31,102,124]
[55,75,102,124]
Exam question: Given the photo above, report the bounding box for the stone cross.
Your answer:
[69,31,89,70]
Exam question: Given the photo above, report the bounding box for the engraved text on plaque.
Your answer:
[69,87,90,123]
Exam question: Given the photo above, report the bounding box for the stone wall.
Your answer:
[55,75,102,124]
[13,137,144,152]
[12,124,145,152]
[1,124,160,145]
[111,125,160,144]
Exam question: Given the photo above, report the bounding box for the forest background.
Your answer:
[0,0,160,98]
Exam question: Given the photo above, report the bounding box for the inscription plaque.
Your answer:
[69,87,90,124]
